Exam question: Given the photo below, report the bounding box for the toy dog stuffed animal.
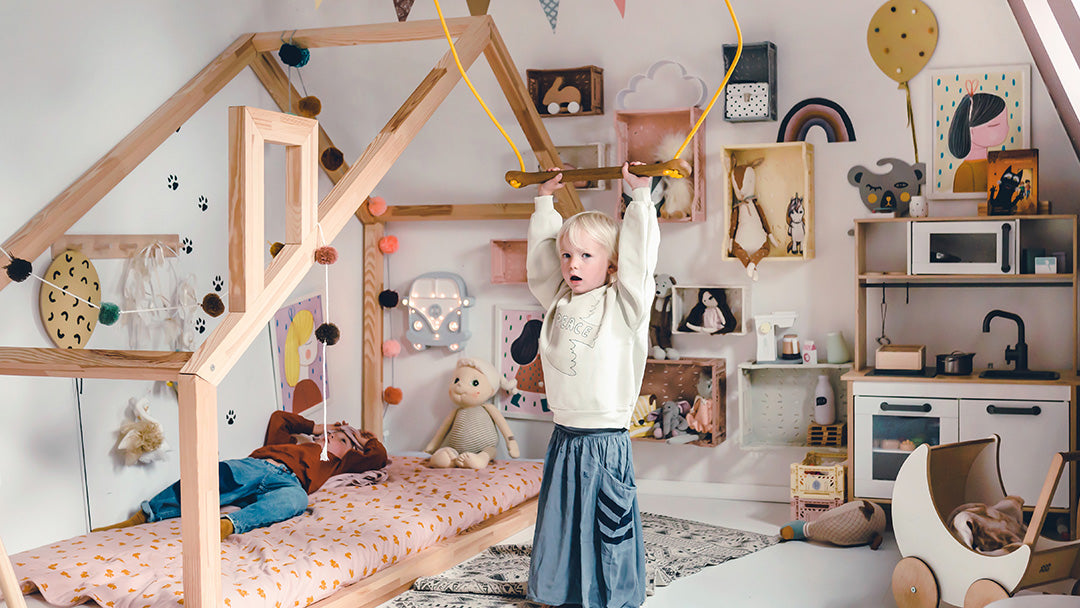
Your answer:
[425,358,519,470]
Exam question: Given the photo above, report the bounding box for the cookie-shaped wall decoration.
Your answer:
[39,249,101,349]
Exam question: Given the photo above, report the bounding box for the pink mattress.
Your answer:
[11,456,542,608]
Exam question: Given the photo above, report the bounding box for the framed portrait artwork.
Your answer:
[495,306,549,420]
[268,291,328,415]
[929,64,1030,200]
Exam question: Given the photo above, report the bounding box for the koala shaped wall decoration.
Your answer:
[847,157,926,216]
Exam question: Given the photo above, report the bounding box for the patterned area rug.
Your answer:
[387,512,780,608]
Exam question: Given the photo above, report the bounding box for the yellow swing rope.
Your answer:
[433,0,742,188]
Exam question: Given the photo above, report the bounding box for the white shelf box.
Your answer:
[738,362,851,449]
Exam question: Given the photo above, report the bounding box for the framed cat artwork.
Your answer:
[982,148,1038,215]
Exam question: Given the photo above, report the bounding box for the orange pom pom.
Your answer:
[269,242,284,257]
[314,246,338,265]
[378,236,398,254]
[368,196,387,216]
[383,386,403,405]
[382,339,401,357]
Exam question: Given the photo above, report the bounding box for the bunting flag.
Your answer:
[539,0,559,32]
[394,0,416,22]
[466,0,490,16]
[613,0,626,17]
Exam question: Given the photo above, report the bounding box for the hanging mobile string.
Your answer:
[312,223,342,460]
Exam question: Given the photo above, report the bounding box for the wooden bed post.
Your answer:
[176,373,221,608]
[362,222,385,437]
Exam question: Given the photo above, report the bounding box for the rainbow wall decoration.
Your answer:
[777,97,856,143]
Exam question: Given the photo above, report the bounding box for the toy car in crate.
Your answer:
[400,272,473,352]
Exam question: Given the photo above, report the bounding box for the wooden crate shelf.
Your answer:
[634,357,725,447]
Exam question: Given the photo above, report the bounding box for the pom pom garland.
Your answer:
[321,147,344,172]
[382,339,401,358]
[99,302,121,326]
[314,246,338,265]
[383,386,403,405]
[378,236,399,254]
[367,196,387,216]
[4,257,32,282]
[297,96,322,118]
[378,289,399,308]
[315,322,340,345]
[201,293,225,318]
[278,43,310,67]
[270,242,285,257]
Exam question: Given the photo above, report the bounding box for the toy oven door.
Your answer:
[854,395,958,500]
[908,220,1018,275]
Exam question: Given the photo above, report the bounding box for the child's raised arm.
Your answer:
[615,162,660,325]
[527,170,566,309]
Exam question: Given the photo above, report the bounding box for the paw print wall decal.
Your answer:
[226,410,236,425]
[197,196,208,211]
[212,275,224,292]
[181,238,193,254]
[167,175,179,190]
[195,318,206,334]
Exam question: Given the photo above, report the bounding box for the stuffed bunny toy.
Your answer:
[425,358,520,470]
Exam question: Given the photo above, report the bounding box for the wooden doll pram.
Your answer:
[891,436,1080,607]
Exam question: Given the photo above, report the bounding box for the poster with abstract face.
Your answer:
[270,292,328,414]
[930,65,1030,200]
[496,307,549,420]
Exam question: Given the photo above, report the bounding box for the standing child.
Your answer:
[525,163,659,608]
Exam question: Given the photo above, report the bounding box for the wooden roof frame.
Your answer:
[0,16,577,608]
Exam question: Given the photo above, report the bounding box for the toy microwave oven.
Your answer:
[908,219,1018,275]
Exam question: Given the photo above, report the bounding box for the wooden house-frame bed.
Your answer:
[0,16,583,608]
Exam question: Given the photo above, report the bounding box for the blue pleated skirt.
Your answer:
[527,424,646,608]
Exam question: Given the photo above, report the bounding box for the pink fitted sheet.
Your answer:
[11,456,542,608]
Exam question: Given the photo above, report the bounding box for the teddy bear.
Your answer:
[424,358,520,470]
[649,273,680,360]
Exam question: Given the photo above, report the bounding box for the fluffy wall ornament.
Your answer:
[367,196,388,216]
[116,396,169,466]
[378,236,399,254]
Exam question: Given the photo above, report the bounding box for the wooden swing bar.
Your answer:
[504,158,692,188]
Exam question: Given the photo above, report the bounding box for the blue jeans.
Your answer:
[141,458,309,535]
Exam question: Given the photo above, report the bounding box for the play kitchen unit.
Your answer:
[842,215,1080,518]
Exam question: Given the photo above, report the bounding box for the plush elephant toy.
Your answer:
[652,400,690,439]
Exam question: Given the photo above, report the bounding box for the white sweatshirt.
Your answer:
[526,188,660,429]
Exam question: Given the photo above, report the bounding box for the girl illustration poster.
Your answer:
[496,308,549,419]
[930,65,1029,199]
[271,293,328,414]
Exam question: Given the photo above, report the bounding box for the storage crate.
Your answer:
[807,422,846,447]
[737,362,850,449]
[791,450,846,500]
[790,495,845,523]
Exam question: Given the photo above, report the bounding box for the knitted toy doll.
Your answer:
[425,358,520,470]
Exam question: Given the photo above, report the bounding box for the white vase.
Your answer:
[813,375,836,425]
[825,331,851,364]
[909,195,928,218]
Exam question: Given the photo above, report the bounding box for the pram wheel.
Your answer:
[1072,579,1080,595]
[893,557,939,608]
[963,579,1009,608]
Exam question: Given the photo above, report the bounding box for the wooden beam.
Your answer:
[248,51,351,184]
[251,17,481,51]
[362,223,384,437]
[482,23,582,217]
[50,234,180,260]
[0,534,27,608]
[228,106,264,313]
[176,374,221,608]
[317,18,493,241]
[308,497,537,608]
[0,33,257,293]
[0,347,190,381]
[380,202,533,222]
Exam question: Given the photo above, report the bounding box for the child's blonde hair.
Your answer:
[557,211,620,283]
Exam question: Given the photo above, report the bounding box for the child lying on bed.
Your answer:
[93,410,388,539]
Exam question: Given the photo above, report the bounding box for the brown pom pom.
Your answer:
[314,246,338,265]
[315,322,340,345]
[297,95,322,118]
[269,242,284,257]
[201,293,225,318]
[383,386,403,405]
[321,147,344,171]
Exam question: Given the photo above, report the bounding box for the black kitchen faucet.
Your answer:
[982,309,1028,372]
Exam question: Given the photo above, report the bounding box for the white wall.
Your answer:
[2,0,1078,553]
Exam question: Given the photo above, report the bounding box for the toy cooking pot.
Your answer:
[936,352,975,375]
